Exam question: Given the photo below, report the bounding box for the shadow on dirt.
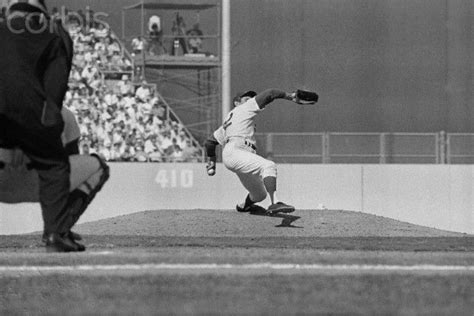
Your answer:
[248,205,303,228]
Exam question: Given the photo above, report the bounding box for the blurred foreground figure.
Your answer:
[0,0,108,252]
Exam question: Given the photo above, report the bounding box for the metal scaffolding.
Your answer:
[122,0,223,143]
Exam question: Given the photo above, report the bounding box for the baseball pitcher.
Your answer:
[204,88,318,214]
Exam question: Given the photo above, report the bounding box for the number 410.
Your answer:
[154,169,194,188]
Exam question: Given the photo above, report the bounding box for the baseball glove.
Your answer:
[291,89,319,105]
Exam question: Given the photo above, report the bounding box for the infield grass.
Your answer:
[1,271,473,315]
[1,210,473,315]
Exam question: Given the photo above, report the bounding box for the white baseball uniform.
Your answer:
[213,96,276,203]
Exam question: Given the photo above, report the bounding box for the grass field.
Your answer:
[1,209,473,315]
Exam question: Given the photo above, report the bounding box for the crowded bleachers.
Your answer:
[58,7,203,162]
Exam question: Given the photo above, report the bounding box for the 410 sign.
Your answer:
[154,169,194,188]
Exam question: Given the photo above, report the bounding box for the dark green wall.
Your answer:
[231,0,472,133]
[46,0,474,133]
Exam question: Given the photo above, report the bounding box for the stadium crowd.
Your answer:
[58,7,202,162]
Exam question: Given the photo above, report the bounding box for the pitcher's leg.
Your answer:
[224,147,268,210]
[237,172,267,203]
[224,145,292,212]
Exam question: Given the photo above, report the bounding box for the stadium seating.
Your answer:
[62,11,203,162]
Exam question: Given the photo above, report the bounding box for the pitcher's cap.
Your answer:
[233,90,257,104]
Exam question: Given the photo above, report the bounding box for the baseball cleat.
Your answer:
[248,205,271,215]
[268,202,295,214]
[236,203,252,212]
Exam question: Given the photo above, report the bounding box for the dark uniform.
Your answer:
[0,4,78,250]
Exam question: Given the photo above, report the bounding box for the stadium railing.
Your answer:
[255,132,474,164]
[446,133,474,164]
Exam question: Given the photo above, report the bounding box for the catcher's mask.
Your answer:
[233,90,257,105]
[7,0,49,16]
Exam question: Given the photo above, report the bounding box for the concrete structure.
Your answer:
[1,163,472,234]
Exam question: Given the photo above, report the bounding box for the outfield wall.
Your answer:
[0,163,472,235]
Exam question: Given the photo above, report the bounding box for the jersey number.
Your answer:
[223,113,233,130]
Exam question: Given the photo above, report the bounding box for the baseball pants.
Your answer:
[0,154,104,203]
[0,116,70,234]
[222,140,277,203]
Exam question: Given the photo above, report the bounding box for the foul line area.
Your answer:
[1,263,473,276]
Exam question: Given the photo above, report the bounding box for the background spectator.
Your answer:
[131,36,144,56]
[116,75,134,96]
[135,81,151,102]
[147,15,166,56]
[171,13,188,55]
[187,23,203,53]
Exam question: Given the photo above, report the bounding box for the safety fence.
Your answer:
[254,132,474,164]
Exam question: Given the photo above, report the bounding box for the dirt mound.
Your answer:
[75,209,464,238]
